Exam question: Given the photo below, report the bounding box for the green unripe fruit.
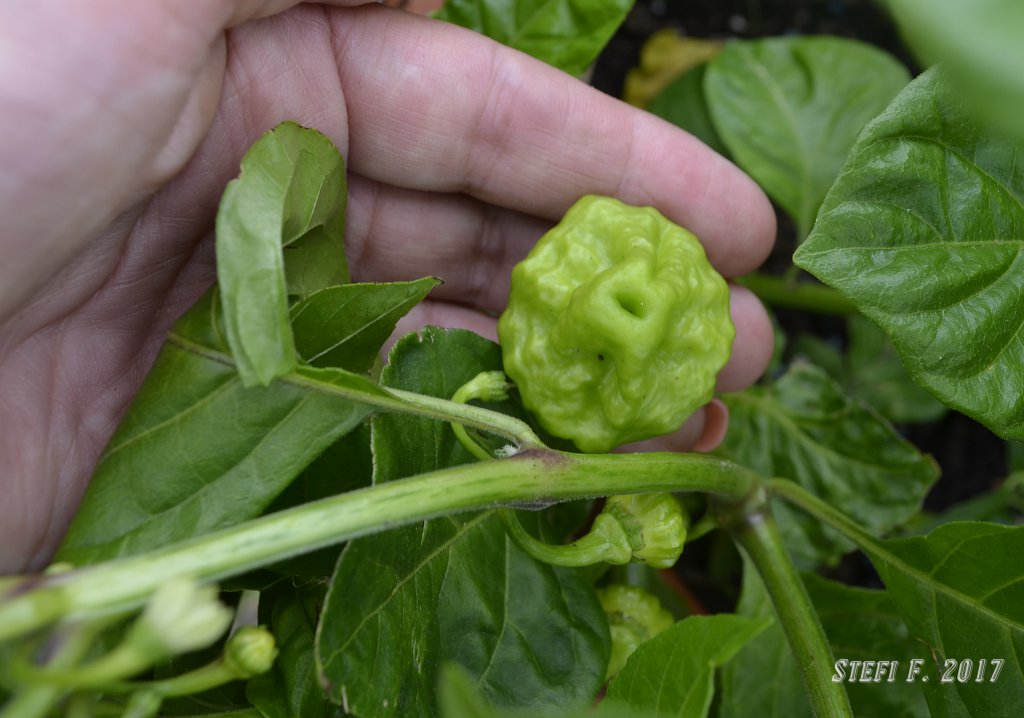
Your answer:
[604,493,689,569]
[498,195,734,452]
[597,584,676,679]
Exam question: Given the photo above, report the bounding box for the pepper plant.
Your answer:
[3,3,1024,718]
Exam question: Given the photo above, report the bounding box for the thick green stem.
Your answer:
[738,273,858,316]
[0,451,758,642]
[727,498,853,718]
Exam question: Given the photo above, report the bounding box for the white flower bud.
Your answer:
[133,577,232,658]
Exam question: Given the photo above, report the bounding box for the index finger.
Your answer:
[331,5,775,276]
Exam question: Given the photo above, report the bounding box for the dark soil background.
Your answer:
[589,0,1013,600]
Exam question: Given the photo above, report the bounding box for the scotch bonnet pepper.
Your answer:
[498,195,734,453]
[598,584,676,679]
[603,493,689,569]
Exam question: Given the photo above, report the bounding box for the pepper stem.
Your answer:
[449,371,516,460]
[498,509,632,567]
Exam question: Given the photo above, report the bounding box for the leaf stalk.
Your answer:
[738,272,858,316]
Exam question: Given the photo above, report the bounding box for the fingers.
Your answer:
[331,5,775,277]
[617,399,731,454]
[346,176,548,309]
[345,173,767,320]
[718,285,775,392]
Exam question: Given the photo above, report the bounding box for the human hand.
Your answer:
[0,1,774,571]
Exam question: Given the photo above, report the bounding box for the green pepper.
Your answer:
[498,195,734,453]
[597,584,676,679]
[603,493,689,569]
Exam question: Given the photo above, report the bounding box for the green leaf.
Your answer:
[720,563,928,718]
[1011,443,1024,472]
[439,664,494,718]
[438,663,656,718]
[316,329,608,718]
[267,422,374,513]
[794,67,1024,440]
[257,423,375,581]
[794,316,947,424]
[886,0,1024,142]
[705,37,909,238]
[290,278,439,372]
[247,583,334,718]
[862,523,1024,717]
[715,363,939,566]
[900,474,1024,537]
[435,0,635,77]
[216,122,348,387]
[56,292,386,564]
[604,614,769,718]
[648,64,728,157]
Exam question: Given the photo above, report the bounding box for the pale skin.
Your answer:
[0,1,776,572]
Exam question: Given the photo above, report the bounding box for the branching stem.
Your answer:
[726,496,854,718]
[0,451,758,642]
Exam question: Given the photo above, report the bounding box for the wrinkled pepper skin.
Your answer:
[597,584,676,679]
[604,493,689,569]
[498,195,734,453]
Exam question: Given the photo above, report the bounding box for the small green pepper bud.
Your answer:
[224,626,278,678]
[498,195,734,453]
[597,585,675,679]
[603,493,689,569]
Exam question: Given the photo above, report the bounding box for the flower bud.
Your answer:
[133,577,232,659]
[224,626,278,678]
[452,371,510,403]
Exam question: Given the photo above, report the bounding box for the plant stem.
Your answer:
[141,660,236,698]
[738,273,858,316]
[726,498,853,718]
[766,479,878,548]
[684,513,719,543]
[0,622,103,718]
[0,451,758,642]
[290,366,544,449]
